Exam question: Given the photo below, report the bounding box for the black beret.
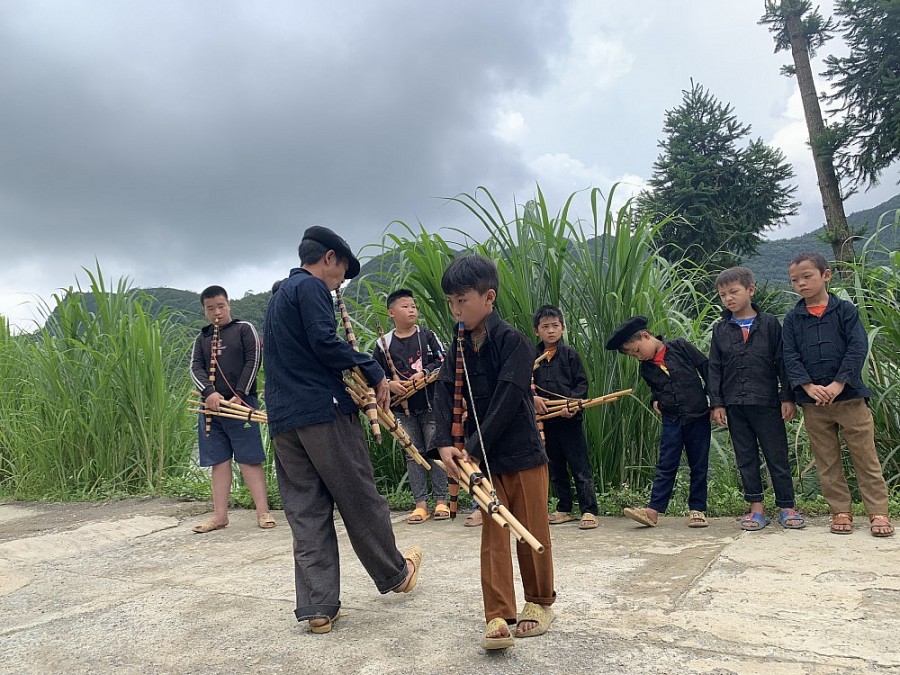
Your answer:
[605,316,649,351]
[301,225,361,280]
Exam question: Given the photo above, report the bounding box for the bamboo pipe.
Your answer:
[345,383,431,469]
[335,288,381,442]
[390,370,439,407]
[377,324,410,417]
[538,389,633,421]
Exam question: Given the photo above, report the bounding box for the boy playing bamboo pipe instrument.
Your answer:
[372,289,449,524]
[189,285,274,534]
[264,226,423,634]
[431,254,555,651]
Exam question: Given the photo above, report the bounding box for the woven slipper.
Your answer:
[623,507,657,527]
[309,610,342,634]
[579,513,599,530]
[393,545,423,593]
[482,617,514,650]
[548,511,575,525]
[406,507,430,525]
[515,602,554,638]
[257,513,276,529]
[464,510,483,527]
[688,510,708,528]
[191,520,227,534]
[433,504,451,520]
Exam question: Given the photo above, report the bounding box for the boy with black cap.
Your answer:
[605,316,711,528]
[373,288,449,524]
[264,226,423,634]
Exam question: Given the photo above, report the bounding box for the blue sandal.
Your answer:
[779,508,805,529]
[740,512,770,531]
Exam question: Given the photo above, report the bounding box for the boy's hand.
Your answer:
[533,395,549,415]
[388,380,408,396]
[652,400,661,415]
[374,378,391,411]
[559,408,575,419]
[205,392,224,412]
[823,381,845,403]
[409,371,426,382]
[781,401,797,421]
[711,406,728,428]
[802,383,832,405]
[437,446,469,480]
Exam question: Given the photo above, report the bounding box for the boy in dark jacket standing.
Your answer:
[709,267,803,531]
[606,316,711,528]
[432,255,555,651]
[783,252,893,537]
[532,305,599,530]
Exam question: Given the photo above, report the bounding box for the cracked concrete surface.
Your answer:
[0,498,897,675]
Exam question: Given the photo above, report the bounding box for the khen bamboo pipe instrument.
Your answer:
[204,317,221,437]
[334,287,381,443]
[390,370,439,407]
[377,324,410,417]
[446,321,468,520]
[537,388,634,421]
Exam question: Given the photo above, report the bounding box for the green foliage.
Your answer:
[636,81,799,272]
[759,0,835,56]
[823,0,900,188]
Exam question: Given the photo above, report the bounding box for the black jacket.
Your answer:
[640,337,709,420]
[431,311,547,475]
[533,341,589,423]
[782,293,872,404]
[708,305,793,408]
[191,319,261,399]
[372,326,444,413]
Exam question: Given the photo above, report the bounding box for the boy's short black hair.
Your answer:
[298,239,330,267]
[386,288,414,308]
[789,251,829,274]
[715,266,755,289]
[441,254,499,296]
[533,304,565,329]
[200,285,228,304]
[271,279,284,295]
[618,331,647,352]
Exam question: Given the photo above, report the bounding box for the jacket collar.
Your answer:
[792,292,838,316]
[720,302,762,321]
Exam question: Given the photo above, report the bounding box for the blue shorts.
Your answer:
[198,395,267,467]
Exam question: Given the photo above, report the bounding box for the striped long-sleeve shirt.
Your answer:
[191,319,261,399]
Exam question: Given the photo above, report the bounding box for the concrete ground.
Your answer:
[0,498,898,675]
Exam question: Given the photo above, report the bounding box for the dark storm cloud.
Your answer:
[0,1,570,267]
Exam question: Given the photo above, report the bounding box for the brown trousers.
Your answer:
[802,398,890,515]
[480,463,556,624]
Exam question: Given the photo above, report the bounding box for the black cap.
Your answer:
[301,226,361,280]
[605,316,649,351]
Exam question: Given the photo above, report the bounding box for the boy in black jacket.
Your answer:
[783,252,893,537]
[709,267,803,531]
[432,255,555,651]
[606,316,711,528]
[532,305,599,530]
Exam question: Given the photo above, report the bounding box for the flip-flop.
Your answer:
[309,610,342,634]
[406,507,430,525]
[393,545,423,593]
[740,512,770,531]
[257,513,276,529]
[579,513,599,530]
[515,602,554,638]
[482,617,514,650]
[778,508,805,529]
[623,507,657,527]
[191,520,227,534]
[433,504,451,520]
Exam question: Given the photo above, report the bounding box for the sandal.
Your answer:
[579,513,598,530]
[433,504,451,521]
[257,513,276,529]
[688,510,708,528]
[548,511,575,525]
[191,520,227,534]
[740,512,769,531]
[406,507,430,525]
[515,601,554,638]
[482,617,514,650]
[393,545,423,593]
[623,507,657,527]
[870,514,895,538]
[464,509,483,527]
[309,610,342,634]
[830,512,853,535]
[778,508,805,529]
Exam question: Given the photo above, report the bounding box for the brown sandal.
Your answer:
[830,512,853,534]
[870,514,895,538]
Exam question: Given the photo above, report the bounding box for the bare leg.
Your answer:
[210,461,232,526]
[238,463,271,516]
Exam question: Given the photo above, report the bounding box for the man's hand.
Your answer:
[823,381,845,403]
[374,378,391,411]
[802,382,831,406]
[438,446,469,480]
[533,395,549,415]
[652,400,661,415]
[711,406,728,428]
[388,380,408,396]
[781,401,797,421]
[205,392,224,412]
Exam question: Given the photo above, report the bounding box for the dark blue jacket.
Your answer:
[431,311,547,475]
[782,293,872,404]
[263,268,385,437]
[640,337,710,420]
[534,341,589,423]
[708,305,793,408]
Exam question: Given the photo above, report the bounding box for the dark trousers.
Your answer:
[648,415,710,513]
[727,405,795,507]
[544,419,598,515]
[272,410,408,622]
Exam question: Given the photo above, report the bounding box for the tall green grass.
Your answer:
[0,267,195,498]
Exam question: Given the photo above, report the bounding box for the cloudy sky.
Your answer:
[2,0,898,331]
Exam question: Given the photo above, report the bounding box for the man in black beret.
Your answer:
[263,226,423,634]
